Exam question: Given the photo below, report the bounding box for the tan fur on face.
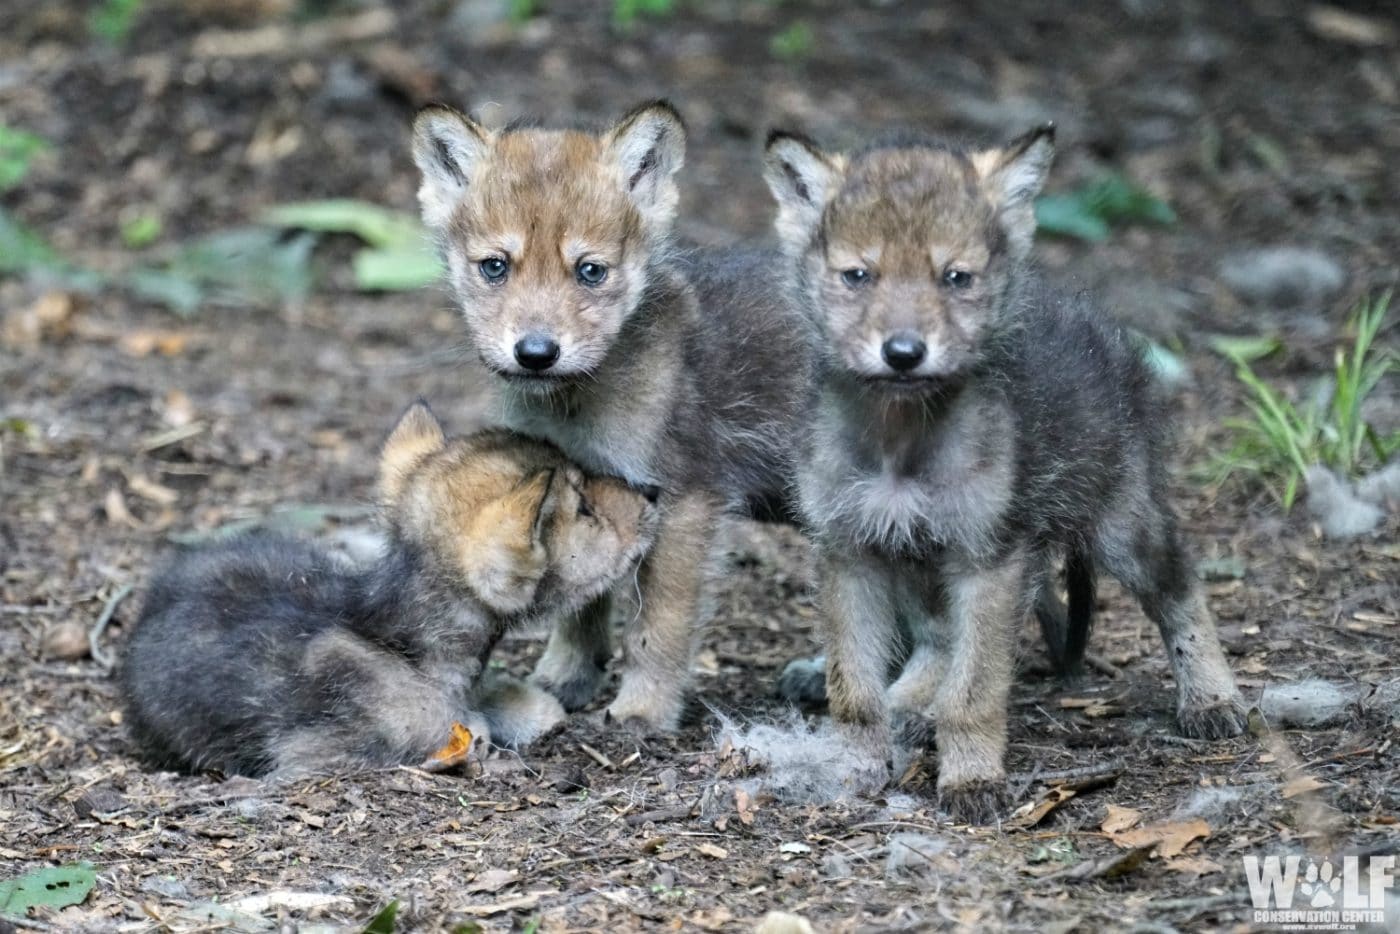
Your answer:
[412,102,685,380]
[379,407,659,619]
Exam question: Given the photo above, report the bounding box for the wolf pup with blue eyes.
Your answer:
[121,405,659,776]
[410,101,811,730]
[763,125,1246,822]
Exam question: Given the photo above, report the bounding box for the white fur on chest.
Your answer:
[802,393,1014,559]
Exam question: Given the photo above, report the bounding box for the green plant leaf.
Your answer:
[90,0,143,42]
[1033,195,1110,241]
[126,227,316,315]
[0,863,97,919]
[0,126,48,193]
[770,22,815,61]
[1035,174,1175,241]
[0,208,61,274]
[261,200,426,251]
[1207,334,1282,365]
[362,900,399,934]
[121,214,162,249]
[352,246,442,291]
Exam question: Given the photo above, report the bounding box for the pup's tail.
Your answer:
[1035,548,1096,679]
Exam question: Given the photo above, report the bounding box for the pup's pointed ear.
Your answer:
[379,401,447,503]
[603,100,686,236]
[971,123,1055,257]
[412,104,491,230]
[763,131,845,254]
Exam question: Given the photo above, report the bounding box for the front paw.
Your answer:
[605,680,685,733]
[1177,696,1247,739]
[530,662,606,712]
[777,655,828,707]
[937,779,1010,824]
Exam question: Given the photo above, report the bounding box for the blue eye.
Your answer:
[576,261,608,286]
[943,268,974,289]
[479,257,509,282]
[841,268,871,288]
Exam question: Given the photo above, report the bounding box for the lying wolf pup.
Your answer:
[121,404,659,777]
[763,124,1246,822]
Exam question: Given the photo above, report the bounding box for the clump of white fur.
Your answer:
[714,710,877,804]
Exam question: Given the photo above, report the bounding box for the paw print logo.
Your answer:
[1298,859,1342,908]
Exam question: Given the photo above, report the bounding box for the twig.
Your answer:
[624,805,693,827]
[1085,652,1123,679]
[1009,760,1122,788]
[579,743,614,770]
[89,583,133,671]
[1145,893,1245,913]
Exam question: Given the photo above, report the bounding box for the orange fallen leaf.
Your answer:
[1111,818,1210,858]
[1101,804,1143,834]
[419,722,474,772]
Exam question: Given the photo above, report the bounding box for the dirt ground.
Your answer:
[2,0,1398,931]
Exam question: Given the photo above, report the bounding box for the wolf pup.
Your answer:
[410,101,811,729]
[121,404,660,777]
[762,125,1247,822]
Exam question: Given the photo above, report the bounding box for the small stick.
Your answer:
[1085,652,1123,679]
[624,805,695,827]
[1009,760,1122,788]
[579,743,614,770]
[89,583,133,671]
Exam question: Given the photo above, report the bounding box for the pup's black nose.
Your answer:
[639,484,662,504]
[881,334,927,372]
[514,335,560,371]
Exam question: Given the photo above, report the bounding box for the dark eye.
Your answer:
[576,261,608,286]
[841,268,871,288]
[479,257,509,283]
[943,268,974,289]
[576,497,594,518]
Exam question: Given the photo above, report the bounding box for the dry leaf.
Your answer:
[466,869,518,894]
[163,390,197,428]
[419,722,474,772]
[1306,5,1394,45]
[1012,785,1077,827]
[119,329,190,357]
[1100,804,1143,834]
[104,488,140,527]
[1111,819,1210,858]
[128,474,179,506]
[2,292,75,348]
[755,911,816,934]
[695,843,728,860]
[1282,775,1327,798]
[1165,856,1224,876]
[42,622,89,661]
[458,892,541,916]
[734,786,756,826]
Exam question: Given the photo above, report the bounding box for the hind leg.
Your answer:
[272,631,488,775]
[532,593,613,711]
[1096,507,1245,738]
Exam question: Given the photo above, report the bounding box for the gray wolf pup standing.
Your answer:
[762,124,1246,822]
[121,404,659,776]
[410,100,812,729]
